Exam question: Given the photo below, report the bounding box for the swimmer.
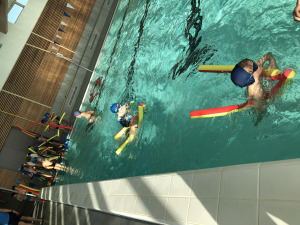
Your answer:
[21,165,53,178]
[110,102,139,136]
[231,52,278,114]
[74,110,97,123]
[11,193,42,203]
[26,153,66,171]
[0,208,42,225]
[12,186,27,195]
[293,0,300,21]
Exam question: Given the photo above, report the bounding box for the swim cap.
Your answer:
[74,110,81,117]
[231,61,258,88]
[110,103,119,113]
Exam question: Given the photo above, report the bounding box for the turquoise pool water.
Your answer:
[58,0,300,184]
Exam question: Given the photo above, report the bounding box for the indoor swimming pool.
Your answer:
[58,0,300,184]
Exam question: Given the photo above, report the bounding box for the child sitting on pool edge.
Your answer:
[110,101,139,136]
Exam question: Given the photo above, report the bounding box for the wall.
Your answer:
[0,0,48,90]
[0,0,97,149]
[0,127,35,171]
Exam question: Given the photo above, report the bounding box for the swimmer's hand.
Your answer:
[12,210,19,215]
[293,4,300,21]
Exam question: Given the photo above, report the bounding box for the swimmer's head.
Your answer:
[110,103,119,113]
[74,110,81,117]
[231,59,258,88]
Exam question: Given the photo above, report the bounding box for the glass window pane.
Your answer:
[8,4,23,24]
[17,0,28,5]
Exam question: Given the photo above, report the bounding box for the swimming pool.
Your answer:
[58,0,300,184]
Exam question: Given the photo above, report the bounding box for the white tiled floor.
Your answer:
[259,201,300,225]
[191,171,220,198]
[218,199,258,225]
[41,158,300,225]
[220,167,258,199]
[187,198,218,225]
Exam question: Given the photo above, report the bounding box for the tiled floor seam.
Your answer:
[215,166,223,224]
[257,163,261,225]
[163,197,169,221]
[108,194,194,198]
[160,174,172,221]
[186,170,195,224]
[49,201,53,225]
[260,161,300,168]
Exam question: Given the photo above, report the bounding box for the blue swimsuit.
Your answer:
[118,114,133,127]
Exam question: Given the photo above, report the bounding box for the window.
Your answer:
[8,0,28,24]
[16,0,28,5]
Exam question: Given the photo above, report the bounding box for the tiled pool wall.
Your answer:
[41,158,300,225]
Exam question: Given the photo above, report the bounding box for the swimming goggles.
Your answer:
[241,60,258,87]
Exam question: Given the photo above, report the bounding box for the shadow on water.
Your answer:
[95,0,132,107]
[168,0,217,80]
[124,0,151,101]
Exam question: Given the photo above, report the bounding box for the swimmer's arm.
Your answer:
[85,111,95,115]
[0,208,14,213]
[257,52,277,69]
[294,0,300,21]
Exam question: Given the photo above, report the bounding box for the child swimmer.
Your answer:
[110,101,139,136]
[74,110,97,123]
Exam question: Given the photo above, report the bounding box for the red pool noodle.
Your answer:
[45,123,74,130]
[190,102,253,118]
[190,69,294,118]
[18,186,40,195]
[28,120,41,128]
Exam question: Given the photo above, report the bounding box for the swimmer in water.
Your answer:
[74,110,97,123]
[231,52,278,115]
[110,102,139,136]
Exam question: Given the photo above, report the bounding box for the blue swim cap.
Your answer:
[110,103,119,113]
[231,61,258,88]
[74,110,81,117]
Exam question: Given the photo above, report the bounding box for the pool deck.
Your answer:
[45,0,119,137]
[41,158,300,225]
[34,200,160,225]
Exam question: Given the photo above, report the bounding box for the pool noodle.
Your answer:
[191,67,295,119]
[15,126,36,138]
[114,127,129,140]
[45,123,74,130]
[198,65,235,73]
[19,184,40,195]
[28,120,41,128]
[190,102,253,119]
[115,103,146,155]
